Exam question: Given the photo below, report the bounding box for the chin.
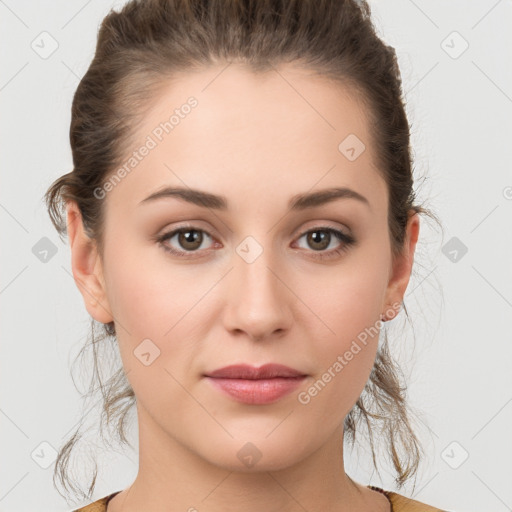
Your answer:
[194,433,314,473]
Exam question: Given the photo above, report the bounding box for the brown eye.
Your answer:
[156,224,356,261]
[157,226,215,258]
[295,227,356,261]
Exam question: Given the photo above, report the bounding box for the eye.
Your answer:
[155,224,356,261]
[294,227,356,261]
[156,224,216,258]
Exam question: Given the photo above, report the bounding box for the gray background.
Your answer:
[1,1,511,511]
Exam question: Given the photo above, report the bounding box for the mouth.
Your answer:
[203,364,308,405]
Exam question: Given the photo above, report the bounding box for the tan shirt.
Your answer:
[73,486,449,512]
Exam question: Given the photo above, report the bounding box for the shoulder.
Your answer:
[72,496,108,512]
[75,487,452,512]
[73,490,121,512]
[380,489,450,512]
[388,491,451,511]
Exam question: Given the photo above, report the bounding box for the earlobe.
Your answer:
[66,202,114,325]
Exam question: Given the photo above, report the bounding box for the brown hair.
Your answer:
[45,0,442,503]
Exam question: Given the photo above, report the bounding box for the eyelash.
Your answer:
[155,224,356,261]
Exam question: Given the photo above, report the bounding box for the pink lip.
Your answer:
[203,364,308,405]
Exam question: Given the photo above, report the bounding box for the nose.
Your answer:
[222,240,293,342]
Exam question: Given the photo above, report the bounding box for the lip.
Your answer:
[204,363,306,379]
[203,364,308,405]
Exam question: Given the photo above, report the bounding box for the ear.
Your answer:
[382,211,420,321]
[66,201,114,325]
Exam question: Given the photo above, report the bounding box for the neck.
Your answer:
[107,402,389,512]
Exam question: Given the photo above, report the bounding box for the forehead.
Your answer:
[107,63,385,212]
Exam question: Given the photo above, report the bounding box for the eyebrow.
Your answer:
[138,185,370,211]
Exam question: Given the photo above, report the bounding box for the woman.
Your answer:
[45,0,448,510]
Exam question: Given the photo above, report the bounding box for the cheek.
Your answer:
[103,224,195,325]
[300,250,388,348]
[101,230,204,368]
[295,252,388,410]
[102,248,204,413]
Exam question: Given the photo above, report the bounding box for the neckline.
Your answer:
[104,486,392,511]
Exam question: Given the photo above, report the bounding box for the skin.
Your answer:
[67,63,419,512]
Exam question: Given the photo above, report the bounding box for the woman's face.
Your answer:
[69,64,419,472]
